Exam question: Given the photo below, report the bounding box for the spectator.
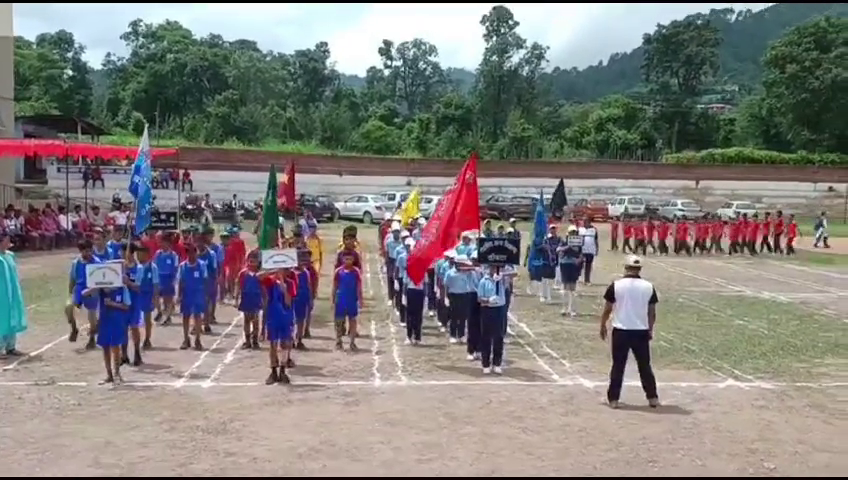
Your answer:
[41,207,60,249]
[158,169,170,189]
[82,164,92,189]
[89,205,105,229]
[24,208,44,250]
[56,205,78,245]
[70,205,91,235]
[111,190,122,210]
[107,204,129,228]
[182,169,194,191]
[90,164,105,189]
[3,207,25,249]
[169,168,179,190]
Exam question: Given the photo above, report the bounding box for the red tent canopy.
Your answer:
[0,138,178,160]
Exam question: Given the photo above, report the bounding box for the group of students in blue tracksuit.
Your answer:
[384,222,517,374]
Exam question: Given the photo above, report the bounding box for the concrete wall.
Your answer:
[0,3,16,189]
[46,167,848,218]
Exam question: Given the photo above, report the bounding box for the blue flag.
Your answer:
[533,190,547,247]
[129,124,153,236]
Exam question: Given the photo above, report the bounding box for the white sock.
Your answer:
[560,290,568,311]
[567,291,574,313]
[543,280,552,300]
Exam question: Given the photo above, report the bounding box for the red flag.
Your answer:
[407,152,480,284]
[277,161,296,208]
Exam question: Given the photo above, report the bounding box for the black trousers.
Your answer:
[448,292,470,339]
[437,290,449,327]
[467,293,481,355]
[405,288,425,341]
[607,328,658,402]
[394,278,406,324]
[385,259,396,300]
[426,269,436,311]
[480,306,505,368]
[582,254,595,283]
[773,233,784,254]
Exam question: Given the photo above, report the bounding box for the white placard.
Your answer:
[85,262,124,289]
[261,248,298,269]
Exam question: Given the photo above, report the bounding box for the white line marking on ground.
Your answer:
[507,312,592,387]
[365,255,381,387]
[506,325,560,382]
[718,260,845,295]
[203,314,246,388]
[175,314,242,388]
[375,257,407,384]
[2,325,90,371]
[679,295,771,335]
[769,260,848,280]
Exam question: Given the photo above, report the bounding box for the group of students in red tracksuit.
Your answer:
[609,210,800,256]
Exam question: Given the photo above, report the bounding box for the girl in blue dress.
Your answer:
[236,252,264,350]
[265,272,293,385]
[178,244,207,351]
[86,283,131,385]
[332,252,363,351]
[153,234,179,325]
[293,260,313,351]
[557,226,584,317]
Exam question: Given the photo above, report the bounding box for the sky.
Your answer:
[12,3,771,75]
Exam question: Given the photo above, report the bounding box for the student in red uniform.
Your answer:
[656,219,671,255]
[694,218,710,254]
[747,214,761,255]
[225,229,247,300]
[622,220,634,253]
[728,217,741,255]
[759,212,773,253]
[609,218,620,251]
[785,214,799,255]
[772,210,785,255]
[644,217,657,254]
[633,220,646,255]
[674,219,692,256]
[710,216,725,254]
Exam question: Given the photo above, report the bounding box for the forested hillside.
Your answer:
[12,4,848,163]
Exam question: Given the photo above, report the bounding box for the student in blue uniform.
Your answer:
[394,236,412,325]
[444,254,472,344]
[500,263,518,338]
[178,244,207,351]
[65,239,101,349]
[434,250,455,333]
[202,227,225,323]
[133,242,159,351]
[236,252,264,349]
[91,229,112,262]
[293,256,313,351]
[265,272,293,385]
[196,237,218,334]
[119,242,143,366]
[402,240,426,345]
[88,283,131,384]
[106,227,125,260]
[477,264,507,374]
[332,251,363,351]
[466,252,483,361]
[383,222,403,306]
[153,234,179,325]
[557,226,584,317]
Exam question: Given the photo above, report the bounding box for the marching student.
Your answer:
[204,227,226,323]
[89,280,132,385]
[728,216,742,255]
[292,253,314,350]
[644,217,657,254]
[264,270,294,385]
[225,228,247,300]
[336,233,362,270]
[539,225,560,303]
[454,232,475,257]
[673,218,692,256]
[500,262,518,339]
[786,214,799,255]
[477,263,507,375]
[632,219,647,255]
[465,251,483,361]
[65,239,101,348]
[747,214,761,255]
[622,220,634,253]
[383,222,403,306]
[121,242,144,366]
[106,227,125,259]
[557,226,583,317]
[394,233,412,325]
[656,219,671,255]
[445,255,473,344]
[435,250,455,333]
[404,241,426,345]
[773,210,785,254]
[332,251,362,351]
[196,235,218,333]
[178,244,206,351]
[153,234,179,325]
[579,218,598,284]
[709,216,725,254]
[759,212,774,253]
[91,229,113,262]
[609,217,620,251]
[694,218,709,254]
[236,252,264,349]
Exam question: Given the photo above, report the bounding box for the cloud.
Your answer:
[12,3,771,75]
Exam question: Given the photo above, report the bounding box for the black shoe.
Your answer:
[277,371,291,384]
[154,312,163,323]
[303,329,312,339]
[69,327,79,343]
[241,341,251,350]
[85,336,97,350]
[203,324,212,334]
[180,339,191,350]
[251,338,260,350]
[265,370,278,385]
[142,339,152,350]
[335,340,344,351]
[132,353,143,367]
[349,342,359,352]
[194,338,203,351]
[5,349,24,357]
[286,358,296,369]
[162,316,172,326]
[295,341,307,351]
[121,356,130,366]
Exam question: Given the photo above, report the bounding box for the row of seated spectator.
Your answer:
[1,202,132,252]
[79,164,194,192]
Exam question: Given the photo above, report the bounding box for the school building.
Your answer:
[0,3,15,196]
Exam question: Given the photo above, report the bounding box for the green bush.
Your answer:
[664,148,848,166]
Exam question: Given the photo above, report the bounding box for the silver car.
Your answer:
[658,199,704,220]
[335,194,394,224]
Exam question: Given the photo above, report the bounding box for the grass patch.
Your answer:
[792,250,848,267]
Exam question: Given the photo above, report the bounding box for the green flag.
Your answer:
[258,165,279,250]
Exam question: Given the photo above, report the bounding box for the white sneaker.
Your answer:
[539,297,546,303]
[474,352,481,360]
[493,366,503,375]
[449,337,458,344]
[386,300,393,307]
[404,338,412,345]
[482,367,492,375]
[459,337,466,344]
[569,310,577,317]
[439,326,446,333]
[413,339,420,346]
[560,308,567,316]
[428,311,435,318]
[466,354,475,361]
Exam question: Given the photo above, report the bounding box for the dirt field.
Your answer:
[1,223,846,476]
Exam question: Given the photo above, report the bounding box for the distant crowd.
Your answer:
[1,202,133,252]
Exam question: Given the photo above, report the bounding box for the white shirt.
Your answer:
[579,226,598,255]
[3,217,21,233]
[108,210,128,226]
[58,214,71,230]
[603,276,658,330]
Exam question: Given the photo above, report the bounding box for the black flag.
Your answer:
[550,178,568,214]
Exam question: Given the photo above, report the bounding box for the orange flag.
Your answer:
[277,161,296,209]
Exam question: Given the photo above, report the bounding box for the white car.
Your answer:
[418,195,442,218]
[716,201,758,220]
[608,196,646,218]
[335,194,394,224]
[380,191,411,210]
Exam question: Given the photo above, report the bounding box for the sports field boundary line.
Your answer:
[375,258,407,384]
[364,254,382,387]
[175,313,243,388]
[0,379,843,389]
[2,325,91,371]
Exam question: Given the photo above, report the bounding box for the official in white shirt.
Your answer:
[599,255,660,409]
[578,218,599,284]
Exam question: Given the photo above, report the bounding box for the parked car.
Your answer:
[480,195,537,220]
[419,195,442,219]
[716,201,758,220]
[607,196,646,218]
[335,194,394,224]
[281,194,337,221]
[658,199,704,220]
[568,198,610,222]
[380,191,411,210]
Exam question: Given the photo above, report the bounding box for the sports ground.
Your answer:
[0,224,845,476]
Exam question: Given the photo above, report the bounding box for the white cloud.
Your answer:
[11,3,772,75]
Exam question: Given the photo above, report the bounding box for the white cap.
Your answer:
[417,217,426,225]
[567,225,578,233]
[509,218,517,223]
[625,255,643,268]
[383,212,392,221]
[454,255,471,265]
[507,227,515,233]
[400,230,410,238]
[405,238,416,248]
[391,221,401,231]
[444,250,457,258]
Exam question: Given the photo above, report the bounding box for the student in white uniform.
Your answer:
[578,218,599,284]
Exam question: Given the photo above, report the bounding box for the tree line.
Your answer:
[13,5,848,164]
